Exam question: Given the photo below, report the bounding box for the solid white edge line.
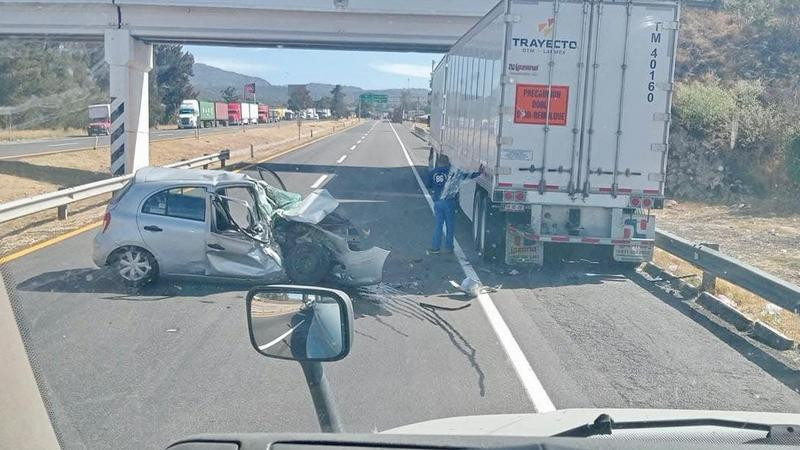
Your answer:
[258,319,306,350]
[350,145,357,150]
[336,155,347,164]
[388,122,556,413]
[47,142,74,147]
[310,174,329,189]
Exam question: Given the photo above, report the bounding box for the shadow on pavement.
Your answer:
[14,267,254,299]
[629,273,800,395]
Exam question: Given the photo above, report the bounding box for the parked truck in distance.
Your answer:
[178,100,199,129]
[87,103,111,136]
[247,103,259,125]
[227,102,242,125]
[428,0,679,266]
[258,104,269,123]
[198,101,229,128]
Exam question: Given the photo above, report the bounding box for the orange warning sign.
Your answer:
[514,84,569,126]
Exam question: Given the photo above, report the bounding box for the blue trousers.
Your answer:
[432,199,456,250]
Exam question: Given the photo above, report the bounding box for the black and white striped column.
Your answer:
[109,97,126,176]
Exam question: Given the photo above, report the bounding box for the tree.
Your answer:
[314,96,331,111]
[149,44,197,125]
[330,84,346,118]
[220,86,240,103]
[288,85,313,111]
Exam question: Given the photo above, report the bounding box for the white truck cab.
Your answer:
[178,99,200,129]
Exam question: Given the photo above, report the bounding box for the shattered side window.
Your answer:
[141,187,206,222]
[216,186,260,231]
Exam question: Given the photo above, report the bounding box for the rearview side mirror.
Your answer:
[246,285,354,362]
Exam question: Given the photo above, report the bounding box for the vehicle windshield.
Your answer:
[1,1,800,449]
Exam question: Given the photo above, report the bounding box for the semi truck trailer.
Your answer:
[199,101,229,127]
[228,102,242,125]
[428,0,679,265]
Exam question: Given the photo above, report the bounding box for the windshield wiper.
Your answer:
[555,413,800,445]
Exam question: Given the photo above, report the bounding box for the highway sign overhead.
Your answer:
[360,93,388,103]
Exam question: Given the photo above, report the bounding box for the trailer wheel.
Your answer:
[476,192,506,263]
[472,192,483,250]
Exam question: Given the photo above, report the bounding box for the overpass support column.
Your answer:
[104,29,153,175]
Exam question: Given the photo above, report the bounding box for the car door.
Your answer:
[206,183,283,280]
[137,185,208,275]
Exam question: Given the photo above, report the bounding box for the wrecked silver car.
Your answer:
[92,166,389,287]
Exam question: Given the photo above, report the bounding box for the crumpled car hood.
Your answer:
[277,189,339,225]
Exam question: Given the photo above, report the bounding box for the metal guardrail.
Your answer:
[0,149,230,224]
[655,229,800,314]
[411,125,430,140]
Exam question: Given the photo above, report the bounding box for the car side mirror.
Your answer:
[246,285,353,362]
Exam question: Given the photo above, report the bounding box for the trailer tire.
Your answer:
[472,192,483,250]
[474,191,506,263]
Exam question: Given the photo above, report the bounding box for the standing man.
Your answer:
[428,154,455,254]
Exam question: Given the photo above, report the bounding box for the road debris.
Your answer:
[449,277,499,298]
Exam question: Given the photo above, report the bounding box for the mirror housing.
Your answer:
[246,285,354,362]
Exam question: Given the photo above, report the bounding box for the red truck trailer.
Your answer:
[227,102,242,125]
[258,104,269,123]
[215,102,229,126]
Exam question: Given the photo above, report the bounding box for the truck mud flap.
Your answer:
[505,226,543,266]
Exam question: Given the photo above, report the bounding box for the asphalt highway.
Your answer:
[3,121,800,450]
[0,122,279,159]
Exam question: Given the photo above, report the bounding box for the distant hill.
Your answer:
[190,62,428,105]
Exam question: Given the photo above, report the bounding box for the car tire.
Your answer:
[285,242,331,285]
[111,246,158,288]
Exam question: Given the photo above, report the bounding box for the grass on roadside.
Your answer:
[653,248,800,342]
[0,127,88,142]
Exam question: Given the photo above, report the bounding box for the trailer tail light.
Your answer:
[630,196,641,207]
[102,211,111,232]
[504,191,513,201]
[515,191,526,201]
[640,219,648,230]
[642,197,652,208]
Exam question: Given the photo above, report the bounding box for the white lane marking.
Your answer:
[258,319,306,350]
[157,132,175,136]
[357,139,362,144]
[310,174,329,189]
[47,142,74,147]
[350,145,357,151]
[389,123,556,413]
[336,155,347,164]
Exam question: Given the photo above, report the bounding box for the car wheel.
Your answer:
[112,246,158,288]
[285,242,331,285]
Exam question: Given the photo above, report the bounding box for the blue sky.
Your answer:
[186,46,442,90]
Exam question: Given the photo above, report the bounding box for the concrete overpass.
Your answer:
[0,0,496,174]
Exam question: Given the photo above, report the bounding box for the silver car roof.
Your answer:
[133,167,252,188]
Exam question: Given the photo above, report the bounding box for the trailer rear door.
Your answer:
[499,0,592,193]
[578,1,678,196]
